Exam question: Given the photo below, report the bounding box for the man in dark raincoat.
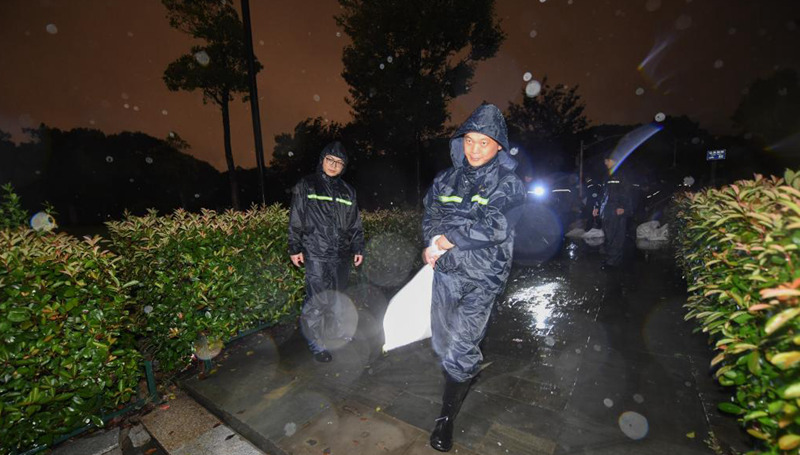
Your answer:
[288,141,364,362]
[592,153,632,268]
[422,104,525,452]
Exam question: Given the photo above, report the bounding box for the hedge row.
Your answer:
[2,194,422,453]
[674,171,800,454]
[0,229,141,454]
[106,206,305,373]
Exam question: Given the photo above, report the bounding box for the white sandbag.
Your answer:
[565,227,586,239]
[636,221,669,241]
[582,227,604,247]
[382,265,434,352]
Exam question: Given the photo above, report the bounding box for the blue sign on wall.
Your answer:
[706,149,726,161]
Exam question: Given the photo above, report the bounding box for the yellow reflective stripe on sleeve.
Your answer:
[335,198,352,206]
[307,194,333,201]
[471,195,489,205]
[439,195,463,203]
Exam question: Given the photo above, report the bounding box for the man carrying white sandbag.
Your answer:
[421,103,525,452]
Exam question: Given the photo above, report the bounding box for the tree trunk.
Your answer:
[220,91,240,210]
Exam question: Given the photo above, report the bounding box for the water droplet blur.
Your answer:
[144,305,153,314]
[336,31,342,37]
[509,147,519,156]
[714,59,724,69]
[46,24,58,34]
[288,151,294,157]
[379,63,385,70]
[728,27,737,35]
[129,178,135,183]
[654,112,665,122]
[618,411,649,440]
[525,80,542,97]
[133,105,140,112]
[123,103,130,109]
[193,334,223,360]
[604,398,614,408]
[313,94,321,102]
[284,422,297,437]
[523,72,532,82]
[529,30,538,38]
[194,50,211,66]
[675,15,692,30]
[635,87,644,96]
[162,109,168,115]
[691,137,700,144]
[633,393,645,404]
[145,157,153,164]
[194,193,200,198]
[387,56,393,63]
[30,212,55,232]
[645,0,661,12]
[121,92,129,100]
[106,156,114,163]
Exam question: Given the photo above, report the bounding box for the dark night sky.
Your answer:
[1,0,798,171]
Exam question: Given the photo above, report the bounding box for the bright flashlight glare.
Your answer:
[531,185,546,197]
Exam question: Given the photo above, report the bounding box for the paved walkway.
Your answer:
[179,242,752,454]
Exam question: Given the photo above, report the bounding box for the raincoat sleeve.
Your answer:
[444,178,525,251]
[421,174,446,242]
[288,181,306,255]
[349,196,365,255]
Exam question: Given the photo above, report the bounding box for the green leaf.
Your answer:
[7,309,30,323]
[765,308,800,335]
[771,351,800,369]
[718,402,745,414]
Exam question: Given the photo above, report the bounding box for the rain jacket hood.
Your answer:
[317,141,349,177]
[449,103,513,170]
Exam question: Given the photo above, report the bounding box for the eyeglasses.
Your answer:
[324,156,345,168]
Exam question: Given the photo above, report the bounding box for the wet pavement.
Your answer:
[180,240,753,455]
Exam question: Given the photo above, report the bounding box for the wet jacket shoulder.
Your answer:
[422,104,525,294]
[288,142,364,261]
[596,171,632,216]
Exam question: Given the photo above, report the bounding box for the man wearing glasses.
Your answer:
[288,141,364,362]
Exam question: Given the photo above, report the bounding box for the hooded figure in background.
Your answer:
[422,104,525,452]
[288,141,364,363]
[592,151,632,268]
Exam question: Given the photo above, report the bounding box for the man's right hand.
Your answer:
[592,208,599,217]
[290,252,304,267]
[423,247,440,268]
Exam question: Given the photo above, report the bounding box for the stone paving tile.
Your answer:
[141,393,220,453]
[278,401,423,455]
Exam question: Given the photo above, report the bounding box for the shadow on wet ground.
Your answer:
[180,240,753,455]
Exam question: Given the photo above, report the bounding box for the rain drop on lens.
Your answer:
[145,157,153,164]
[46,24,58,34]
[654,112,665,122]
[523,72,532,82]
[525,80,542,97]
[194,50,211,66]
[106,156,114,163]
[635,87,644,96]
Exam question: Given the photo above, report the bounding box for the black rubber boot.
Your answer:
[430,375,471,452]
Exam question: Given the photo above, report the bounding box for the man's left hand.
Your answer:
[354,254,363,267]
[435,235,454,251]
[616,208,625,216]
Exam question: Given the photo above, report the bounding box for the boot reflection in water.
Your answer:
[430,374,472,452]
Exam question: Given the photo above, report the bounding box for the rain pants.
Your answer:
[596,174,631,266]
[288,142,364,352]
[422,104,526,382]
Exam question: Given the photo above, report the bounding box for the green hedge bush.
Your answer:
[675,171,800,454]
[107,206,305,373]
[0,229,142,454]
